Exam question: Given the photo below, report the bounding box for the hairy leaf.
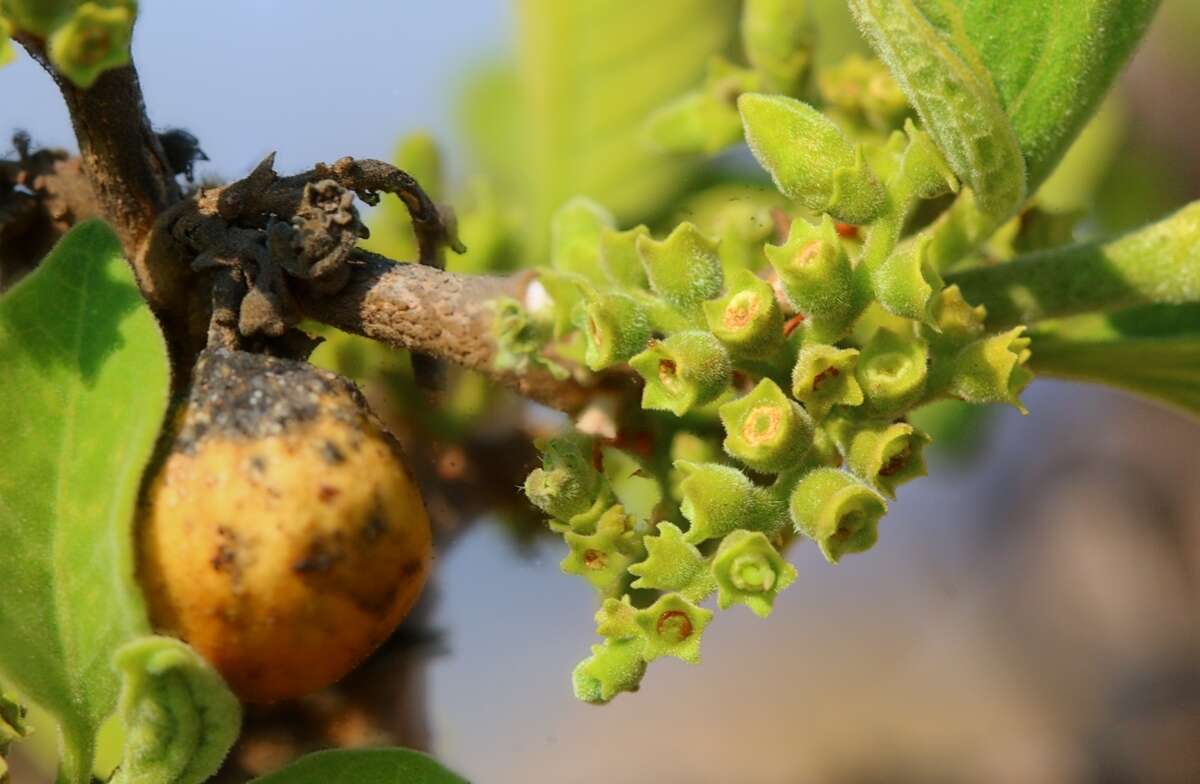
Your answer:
[249,748,467,784]
[0,220,170,784]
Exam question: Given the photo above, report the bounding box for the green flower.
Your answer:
[635,593,713,663]
[0,0,77,37]
[644,57,762,156]
[525,433,610,529]
[718,378,814,473]
[48,2,136,88]
[789,468,887,563]
[855,326,929,418]
[742,0,813,94]
[829,417,930,498]
[702,268,785,358]
[594,596,642,641]
[561,506,640,597]
[764,215,858,343]
[630,331,731,416]
[712,530,797,617]
[818,54,909,132]
[599,225,650,289]
[550,196,614,282]
[628,522,715,602]
[871,231,945,323]
[578,291,652,370]
[791,344,863,419]
[676,461,789,544]
[636,222,724,319]
[948,326,1033,412]
[572,638,647,704]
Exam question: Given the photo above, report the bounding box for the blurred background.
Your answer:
[4,1,1199,782]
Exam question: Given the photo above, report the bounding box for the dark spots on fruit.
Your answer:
[318,484,341,503]
[211,525,242,583]
[249,455,268,474]
[293,534,345,574]
[320,440,346,465]
[360,504,388,542]
[400,559,423,578]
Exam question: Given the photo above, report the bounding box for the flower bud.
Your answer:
[789,468,887,563]
[630,331,731,416]
[948,327,1033,412]
[712,530,797,617]
[718,378,814,473]
[668,432,724,502]
[636,223,724,319]
[871,232,944,322]
[742,0,813,94]
[828,417,930,498]
[635,593,713,663]
[599,225,650,290]
[572,638,647,704]
[645,89,745,156]
[550,197,615,282]
[791,344,863,420]
[855,326,929,418]
[525,433,610,529]
[896,120,959,201]
[628,522,716,602]
[47,1,136,88]
[578,291,652,370]
[765,215,857,341]
[594,596,642,641]
[739,93,886,225]
[561,506,640,598]
[818,54,909,132]
[676,462,788,544]
[702,268,784,358]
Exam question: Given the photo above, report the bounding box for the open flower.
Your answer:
[712,530,797,617]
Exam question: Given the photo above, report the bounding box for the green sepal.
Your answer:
[578,291,652,370]
[741,0,812,94]
[818,54,909,132]
[676,461,789,544]
[711,530,797,617]
[635,593,713,663]
[765,215,857,340]
[718,378,814,473]
[572,638,647,705]
[628,522,716,602]
[525,433,610,527]
[928,284,987,345]
[630,331,731,416]
[702,268,784,358]
[561,506,641,598]
[636,222,723,318]
[791,344,863,420]
[895,119,959,201]
[828,417,930,498]
[855,326,930,418]
[947,326,1033,412]
[490,297,568,380]
[739,93,886,225]
[872,231,945,323]
[599,225,650,290]
[789,468,887,564]
[47,1,136,89]
[550,197,615,282]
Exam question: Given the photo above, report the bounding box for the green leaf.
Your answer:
[1027,304,1200,420]
[0,220,170,784]
[249,748,467,784]
[849,0,1026,219]
[953,0,1160,190]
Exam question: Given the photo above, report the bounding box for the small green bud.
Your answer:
[791,344,863,420]
[896,120,959,201]
[829,417,930,498]
[636,222,723,318]
[872,232,945,322]
[645,89,744,156]
[578,291,652,371]
[818,54,909,132]
[594,596,642,641]
[702,268,784,357]
[929,285,987,344]
[668,432,724,502]
[742,0,812,94]
[525,434,609,528]
[712,530,797,617]
[789,468,886,563]
[948,327,1034,412]
[491,297,568,380]
[599,225,650,290]
[635,593,713,663]
[628,522,716,602]
[718,378,814,473]
[562,505,640,597]
[765,215,857,340]
[676,461,789,544]
[47,1,135,88]
[550,196,615,282]
[738,93,886,225]
[672,184,781,275]
[572,638,647,704]
[536,268,590,338]
[630,331,731,416]
[855,327,929,418]
[0,0,76,37]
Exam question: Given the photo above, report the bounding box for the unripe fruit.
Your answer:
[136,349,432,704]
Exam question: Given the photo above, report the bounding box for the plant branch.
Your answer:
[946,201,1200,328]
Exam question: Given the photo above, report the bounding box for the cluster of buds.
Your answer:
[515,65,1034,703]
[0,1,138,87]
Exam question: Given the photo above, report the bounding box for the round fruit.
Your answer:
[137,348,432,703]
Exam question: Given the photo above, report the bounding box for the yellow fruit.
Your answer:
[137,349,432,704]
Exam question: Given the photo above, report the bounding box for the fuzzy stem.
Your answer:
[946,201,1200,328]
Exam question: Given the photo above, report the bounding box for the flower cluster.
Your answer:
[0,1,138,87]
[516,51,1033,703]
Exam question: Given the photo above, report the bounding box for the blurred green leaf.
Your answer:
[0,220,169,784]
[249,748,467,784]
